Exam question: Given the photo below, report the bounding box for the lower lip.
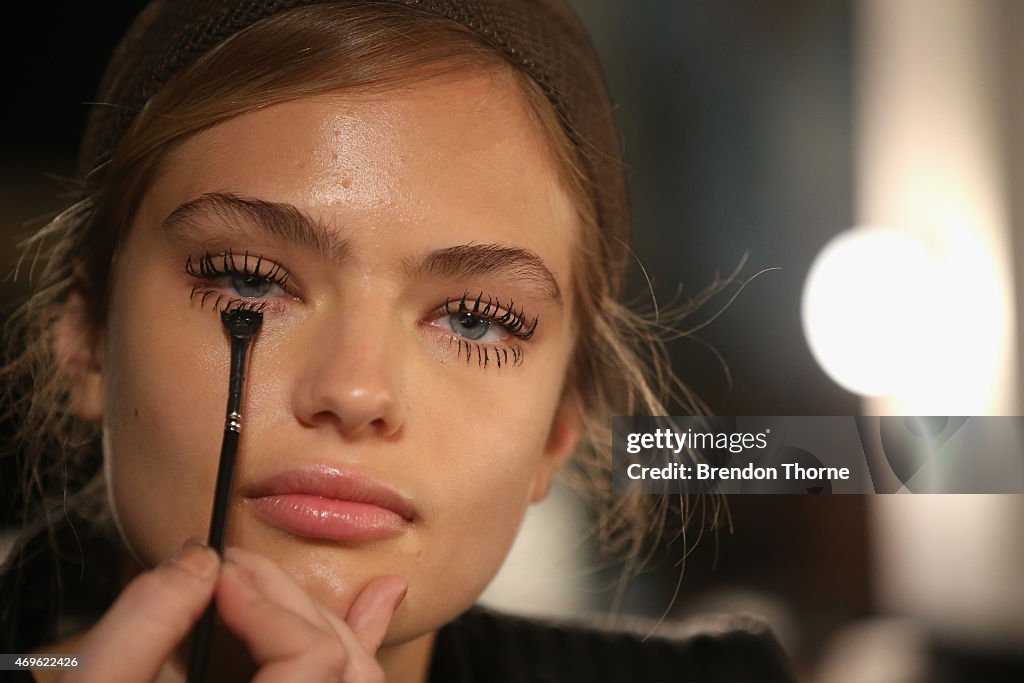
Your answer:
[247,494,410,542]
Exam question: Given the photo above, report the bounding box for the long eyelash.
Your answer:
[185,248,292,290]
[185,248,290,314]
[434,289,533,369]
[445,289,540,340]
[447,335,524,368]
[187,283,269,315]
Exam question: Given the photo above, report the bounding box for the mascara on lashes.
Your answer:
[437,291,536,368]
[185,248,294,291]
[185,248,294,313]
[184,251,539,366]
[445,290,539,340]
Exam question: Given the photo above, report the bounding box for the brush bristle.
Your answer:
[221,307,264,339]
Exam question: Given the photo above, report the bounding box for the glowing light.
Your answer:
[801,227,947,397]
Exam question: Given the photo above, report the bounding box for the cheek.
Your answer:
[416,351,559,512]
[382,425,548,638]
[101,276,233,565]
[411,381,556,579]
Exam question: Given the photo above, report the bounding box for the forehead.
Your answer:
[149,70,578,281]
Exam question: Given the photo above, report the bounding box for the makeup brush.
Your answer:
[187,305,264,683]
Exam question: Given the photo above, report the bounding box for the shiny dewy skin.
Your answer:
[64,67,584,680]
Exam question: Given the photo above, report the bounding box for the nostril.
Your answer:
[291,336,404,438]
[298,387,403,438]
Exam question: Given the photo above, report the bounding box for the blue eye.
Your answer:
[450,312,490,340]
[430,289,540,346]
[186,249,293,300]
[229,273,276,298]
[433,310,508,343]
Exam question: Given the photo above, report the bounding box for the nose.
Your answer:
[291,303,405,439]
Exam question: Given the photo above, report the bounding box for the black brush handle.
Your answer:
[187,604,217,683]
[209,413,242,554]
[187,332,252,682]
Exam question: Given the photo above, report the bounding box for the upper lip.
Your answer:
[243,465,416,521]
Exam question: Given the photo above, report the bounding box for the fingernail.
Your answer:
[184,536,207,549]
[393,585,409,612]
[172,544,218,579]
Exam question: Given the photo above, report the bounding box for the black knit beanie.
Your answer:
[77,0,631,285]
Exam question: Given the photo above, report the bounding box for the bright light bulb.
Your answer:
[801,227,947,397]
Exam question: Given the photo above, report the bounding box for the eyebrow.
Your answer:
[405,244,562,305]
[162,192,563,305]
[163,192,351,262]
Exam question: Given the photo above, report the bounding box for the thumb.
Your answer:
[344,575,408,655]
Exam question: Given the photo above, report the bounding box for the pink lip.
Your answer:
[243,465,415,542]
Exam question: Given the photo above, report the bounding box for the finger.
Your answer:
[324,576,406,682]
[216,561,351,682]
[222,546,362,662]
[64,540,218,683]
[345,575,407,655]
[222,546,335,632]
[220,549,402,680]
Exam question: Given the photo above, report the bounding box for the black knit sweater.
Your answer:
[427,605,796,682]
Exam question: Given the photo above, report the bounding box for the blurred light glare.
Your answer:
[801,227,946,397]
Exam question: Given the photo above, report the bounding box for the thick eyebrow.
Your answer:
[162,192,352,263]
[405,244,563,306]
[164,192,562,306]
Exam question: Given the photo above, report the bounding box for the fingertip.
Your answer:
[215,560,264,629]
[184,536,208,549]
[221,559,258,593]
[376,575,409,610]
[222,545,251,563]
[369,575,409,603]
[222,545,270,573]
[345,574,409,655]
[169,543,219,580]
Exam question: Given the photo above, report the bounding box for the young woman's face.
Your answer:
[69,69,583,644]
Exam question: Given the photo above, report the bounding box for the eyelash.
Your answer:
[184,250,539,369]
[450,337,522,368]
[433,290,540,369]
[185,248,292,314]
[442,290,539,339]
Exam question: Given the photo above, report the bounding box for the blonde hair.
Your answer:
[1,1,719,643]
